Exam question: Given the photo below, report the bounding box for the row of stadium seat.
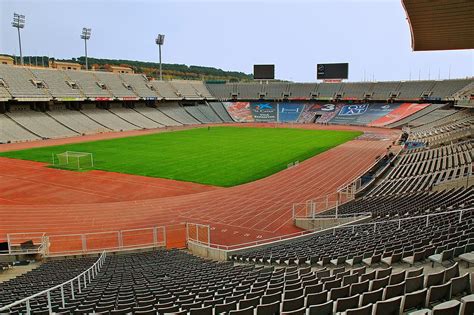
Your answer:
[0,64,472,102]
[0,65,213,101]
[0,102,234,143]
[1,249,473,314]
[205,79,473,100]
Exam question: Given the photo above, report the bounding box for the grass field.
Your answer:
[0,127,362,187]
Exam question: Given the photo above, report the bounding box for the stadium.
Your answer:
[0,0,473,314]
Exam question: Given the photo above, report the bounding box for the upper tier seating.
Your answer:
[189,81,214,99]
[93,72,138,99]
[315,83,343,98]
[65,70,113,99]
[340,83,373,99]
[288,83,317,99]
[370,81,401,100]
[0,65,50,100]
[397,81,436,99]
[430,79,474,100]
[30,68,84,99]
[119,74,160,99]
[150,81,180,99]
[170,81,202,99]
[205,84,234,100]
[263,83,290,99]
[235,83,263,100]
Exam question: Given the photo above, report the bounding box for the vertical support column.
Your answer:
[81,235,87,253]
[47,291,52,314]
[61,285,65,308]
[152,227,157,247]
[207,225,211,246]
[118,231,123,249]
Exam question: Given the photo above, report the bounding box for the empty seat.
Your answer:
[461,294,474,315]
[372,296,402,315]
[427,282,452,307]
[335,294,360,313]
[402,289,428,313]
[360,288,383,306]
[307,300,333,315]
[384,281,405,300]
[406,274,424,293]
[450,272,472,297]
[345,303,373,315]
[256,301,280,315]
[431,300,461,315]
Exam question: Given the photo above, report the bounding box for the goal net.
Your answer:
[53,151,94,170]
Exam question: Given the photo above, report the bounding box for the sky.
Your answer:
[0,0,473,82]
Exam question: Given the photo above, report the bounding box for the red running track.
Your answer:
[0,124,400,250]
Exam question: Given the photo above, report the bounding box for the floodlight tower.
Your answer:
[81,27,92,70]
[155,34,165,80]
[11,13,25,65]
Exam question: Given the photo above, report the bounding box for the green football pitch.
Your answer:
[0,127,362,187]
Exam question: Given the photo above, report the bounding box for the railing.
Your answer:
[1,233,49,256]
[186,223,210,247]
[0,251,107,315]
[195,207,473,253]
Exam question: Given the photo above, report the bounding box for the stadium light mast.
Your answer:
[11,13,25,65]
[155,34,165,80]
[81,27,92,70]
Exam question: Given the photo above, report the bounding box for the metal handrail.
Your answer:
[198,207,473,252]
[0,251,107,314]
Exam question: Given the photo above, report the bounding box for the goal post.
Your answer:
[52,151,94,170]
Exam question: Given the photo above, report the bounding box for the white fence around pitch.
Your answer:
[0,251,107,315]
[0,233,49,256]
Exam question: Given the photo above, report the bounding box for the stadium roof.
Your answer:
[402,0,474,51]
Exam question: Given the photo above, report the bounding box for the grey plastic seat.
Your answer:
[372,296,402,315]
[425,270,445,288]
[229,306,254,315]
[461,294,474,315]
[428,248,454,267]
[256,301,280,315]
[443,262,459,283]
[335,294,360,313]
[350,280,370,296]
[426,282,452,307]
[432,300,461,315]
[345,303,373,315]
[281,295,304,312]
[406,274,424,293]
[450,273,471,297]
[389,270,406,285]
[402,288,428,313]
[360,288,383,306]
[307,300,333,315]
[305,290,328,307]
[383,281,405,300]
